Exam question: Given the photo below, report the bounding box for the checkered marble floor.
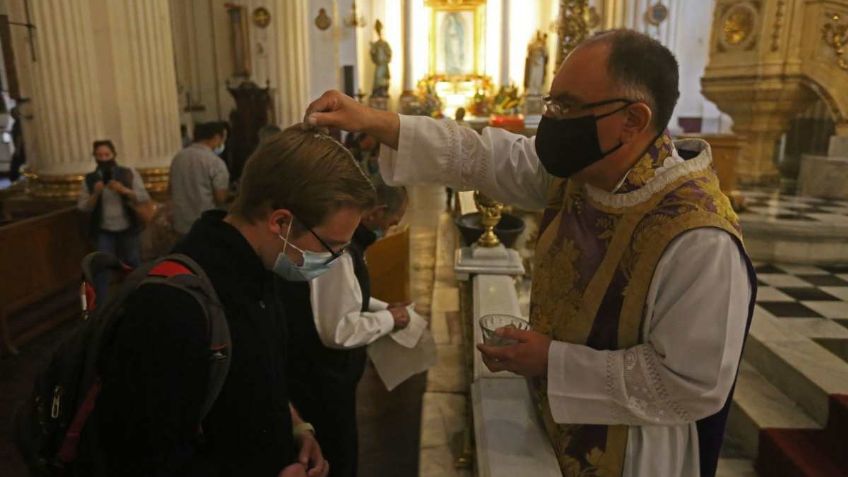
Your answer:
[739,190,848,224]
[755,263,848,325]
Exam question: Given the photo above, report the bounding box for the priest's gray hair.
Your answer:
[582,29,680,133]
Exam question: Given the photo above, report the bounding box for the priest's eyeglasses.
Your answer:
[542,96,634,119]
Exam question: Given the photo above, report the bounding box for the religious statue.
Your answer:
[443,12,466,75]
[524,31,549,96]
[370,20,392,98]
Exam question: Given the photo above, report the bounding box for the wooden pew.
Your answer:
[365,225,411,304]
[0,207,89,355]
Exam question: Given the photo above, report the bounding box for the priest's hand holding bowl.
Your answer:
[477,322,552,377]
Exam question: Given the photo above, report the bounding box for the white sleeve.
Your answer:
[378,115,552,210]
[546,228,752,425]
[309,253,396,349]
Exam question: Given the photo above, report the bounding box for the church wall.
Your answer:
[598,0,732,134]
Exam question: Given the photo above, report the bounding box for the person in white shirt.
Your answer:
[284,181,409,477]
[301,29,756,477]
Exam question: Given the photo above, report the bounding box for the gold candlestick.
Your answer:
[474,191,503,248]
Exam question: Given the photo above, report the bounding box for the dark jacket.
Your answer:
[94,210,295,476]
[84,164,137,234]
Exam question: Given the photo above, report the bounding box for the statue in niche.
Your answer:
[524,30,549,97]
[443,12,465,75]
[370,20,392,97]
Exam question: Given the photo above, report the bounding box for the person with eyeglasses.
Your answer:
[279,180,410,477]
[301,29,756,477]
[93,124,376,477]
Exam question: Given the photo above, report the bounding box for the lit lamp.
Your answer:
[344,1,367,28]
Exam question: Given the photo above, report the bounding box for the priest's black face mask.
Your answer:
[534,98,634,178]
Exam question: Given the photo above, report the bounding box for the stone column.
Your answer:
[500,0,510,85]
[22,0,106,199]
[273,0,311,127]
[11,0,181,199]
[401,0,414,92]
[101,0,182,194]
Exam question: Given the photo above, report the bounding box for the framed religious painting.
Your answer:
[426,0,486,77]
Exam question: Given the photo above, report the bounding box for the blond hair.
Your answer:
[231,124,376,228]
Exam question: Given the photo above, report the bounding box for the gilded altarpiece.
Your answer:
[702,0,848,184]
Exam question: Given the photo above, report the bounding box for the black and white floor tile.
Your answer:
[754,263,848,326]
[740,190,848,224]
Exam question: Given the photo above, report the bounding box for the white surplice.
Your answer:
[379,115,752,477]
[309,252,395,349]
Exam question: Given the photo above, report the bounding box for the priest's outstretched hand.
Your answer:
[304,90,401,149]
[477,328,552,377]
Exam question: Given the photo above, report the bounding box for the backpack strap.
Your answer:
[140,254,231,423]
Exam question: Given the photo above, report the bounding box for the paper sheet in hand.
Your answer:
[389,306,427,348]
[368,329,437,391]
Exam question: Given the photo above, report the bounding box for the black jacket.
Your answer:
[84,164,138,234]
[94,210,295,476]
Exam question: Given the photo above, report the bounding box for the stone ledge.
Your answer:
[471,379,561,477]
[746,311,848,426]
[727,362,819,457]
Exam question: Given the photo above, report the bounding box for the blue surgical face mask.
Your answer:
[213,143,225,155]
[273,221,334,281]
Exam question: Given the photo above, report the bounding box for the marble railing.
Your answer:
[454,191,561,476]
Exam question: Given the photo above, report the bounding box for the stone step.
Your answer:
[727,361,819,457]
[743,310,848,426]
[755,429,848,477]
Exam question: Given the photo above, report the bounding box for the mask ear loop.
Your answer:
[279,219,294,255]
[595,101,635,158]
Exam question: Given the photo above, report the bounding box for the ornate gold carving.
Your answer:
[822,12,848,71]
[645,3,669,27]
[344,1,367,28]
[425,0,486,7]
[19,167,170,200]
[474,191,502,248]
[771,0,785,52]
[314,8,332,31]
[556,0,594,66]
[137,167,170,195]
[252,6,271,28]
[721,3,757,48]
[21,170,84,200]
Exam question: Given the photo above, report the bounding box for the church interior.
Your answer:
[1,1,848,476]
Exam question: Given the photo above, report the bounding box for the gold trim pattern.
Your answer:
[720,3,758,49]
[822,12,848,71]
[22,171,85,200]
[556,0,593,66]
[771,0,785,52]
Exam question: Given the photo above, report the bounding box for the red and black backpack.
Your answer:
[14,252,231,476]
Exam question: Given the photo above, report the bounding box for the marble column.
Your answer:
[102,0,182,194]
[273,0,311,127]
[12,0,181,199]
[22,0,106,198]
[402,0,414,92]
[500,0,510,86]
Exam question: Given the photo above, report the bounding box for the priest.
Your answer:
[303,29,756,477]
